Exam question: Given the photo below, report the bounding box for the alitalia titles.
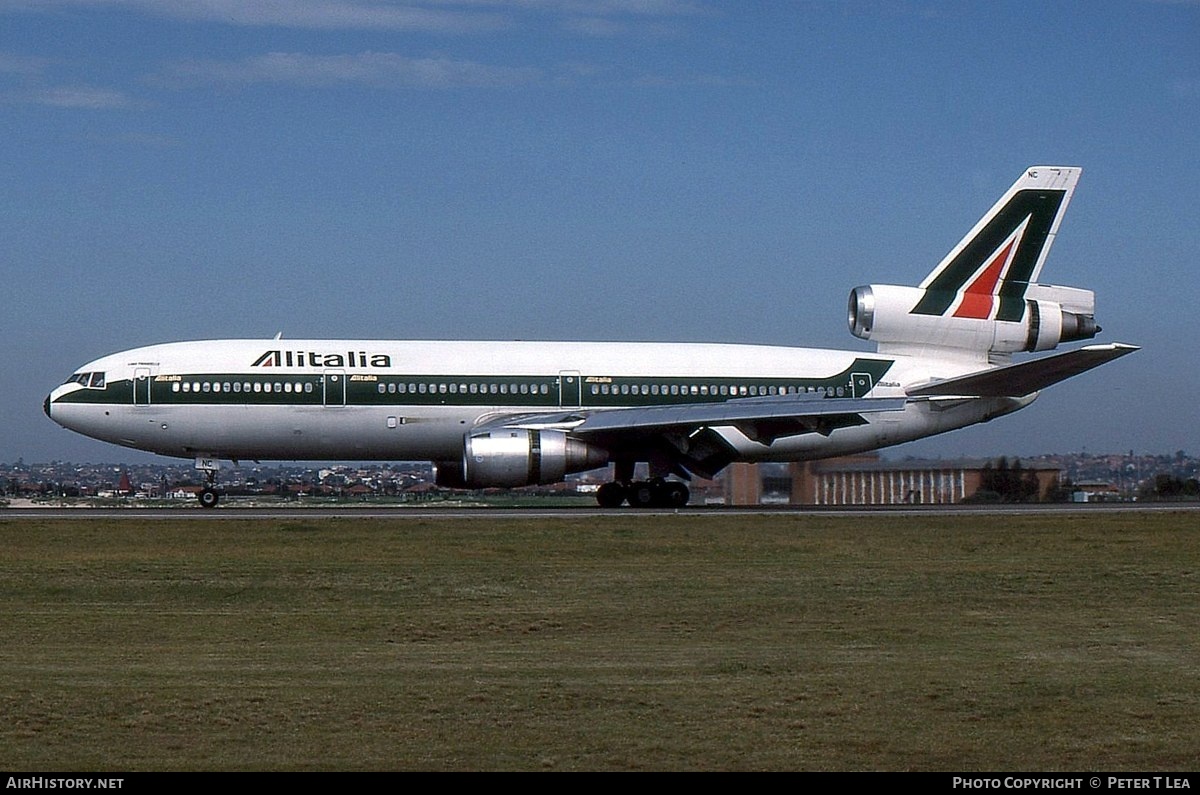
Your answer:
[252,350,392,369]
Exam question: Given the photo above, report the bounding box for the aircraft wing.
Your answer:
[571,394,905,439]
[480,393,907,445]
[906,342,1139,398]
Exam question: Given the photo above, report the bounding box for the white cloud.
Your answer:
[2,0,507,33]
[2,0,707,33]
[27,86,134,108]
[560,15,628,36]
[0,52,51,75]
[163,51,542,89]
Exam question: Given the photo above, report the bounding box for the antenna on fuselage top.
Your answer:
[274,332,283,340]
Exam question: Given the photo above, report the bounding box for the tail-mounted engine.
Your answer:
[848,282,1099,354]
[435,429,609,489]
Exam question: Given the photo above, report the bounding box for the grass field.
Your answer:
[0,512,1196,771]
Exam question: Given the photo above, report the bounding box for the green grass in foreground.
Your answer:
[0,512,1197,770]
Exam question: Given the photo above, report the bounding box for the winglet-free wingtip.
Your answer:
[1082,342,1140,354]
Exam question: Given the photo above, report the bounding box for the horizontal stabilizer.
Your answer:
[906,343,1138,398]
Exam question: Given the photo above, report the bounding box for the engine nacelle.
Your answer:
[848,283,1099,354]
[435,429,609,489]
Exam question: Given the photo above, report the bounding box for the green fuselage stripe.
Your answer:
[56,359,895,408]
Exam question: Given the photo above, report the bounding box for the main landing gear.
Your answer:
[596,478,690,509]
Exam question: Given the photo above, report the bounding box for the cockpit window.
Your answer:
[64,372,106,389]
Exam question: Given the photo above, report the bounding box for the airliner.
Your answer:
[45,166,1136,508]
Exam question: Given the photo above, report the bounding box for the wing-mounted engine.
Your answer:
[848,282,1099,354]
[435,429,609,489]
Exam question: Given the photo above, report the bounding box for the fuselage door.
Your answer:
[134,367,152,406]
[323,370,346,406]
[850,372,873,398]
[558,370,582,408]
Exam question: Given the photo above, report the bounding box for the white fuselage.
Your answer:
[46,338,1028,467]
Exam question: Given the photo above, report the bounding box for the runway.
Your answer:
[3,501,1196,520]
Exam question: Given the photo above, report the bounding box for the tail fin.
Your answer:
[914,166,1081,322]
[847,167,1098,356]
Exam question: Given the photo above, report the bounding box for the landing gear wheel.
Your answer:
[627,480,659,508]
[663,481,690,508]
[198,487,220,509]
[596,482,627,508]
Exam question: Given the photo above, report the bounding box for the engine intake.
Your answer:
[848,283,1099,354]
[435,429,608,489]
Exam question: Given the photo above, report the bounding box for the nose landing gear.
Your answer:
[195,456,222,509]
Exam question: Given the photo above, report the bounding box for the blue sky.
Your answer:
[3,0,1198,464]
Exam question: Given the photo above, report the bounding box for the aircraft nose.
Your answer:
[44,393,52,418]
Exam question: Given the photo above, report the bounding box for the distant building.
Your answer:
[722,455,1061,506]
[723,462,763,505]
[1070,481,1120,502]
